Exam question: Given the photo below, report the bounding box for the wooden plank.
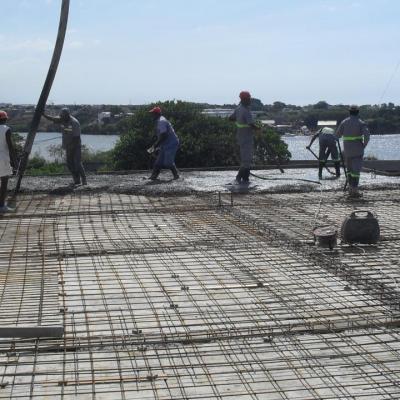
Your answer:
[0,326,64,338]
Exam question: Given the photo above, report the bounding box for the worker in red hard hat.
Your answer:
[229,91,261,183]
[0,111,17,213]
[147,106,180,180]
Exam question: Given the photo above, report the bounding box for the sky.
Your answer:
[1,0,400,105]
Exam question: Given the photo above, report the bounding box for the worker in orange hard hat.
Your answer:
[0,111,17,213]
[147,106,180,180]
[229,91,261,184]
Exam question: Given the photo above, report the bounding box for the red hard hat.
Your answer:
[149,106,162,114]
[239,91,251,100]
[0,110,8,120]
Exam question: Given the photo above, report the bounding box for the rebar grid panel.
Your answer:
[1,191,400,399]
[0,198,60,330]
[225,189,400,303]
[2,332,400,399]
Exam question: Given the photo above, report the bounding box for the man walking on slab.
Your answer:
[307,126,341,180]
[336,105,370,198]
[147,107,180,180]
[229,91,260,184]
[43,108,87,186]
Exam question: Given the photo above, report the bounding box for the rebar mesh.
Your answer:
[0,189,400,399]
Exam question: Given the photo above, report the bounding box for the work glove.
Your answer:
[147,146,155,154]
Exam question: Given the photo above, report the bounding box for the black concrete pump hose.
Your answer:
[15,0,70,193]
[250,171,321,185]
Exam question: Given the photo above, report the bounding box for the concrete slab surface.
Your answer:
[1,179,400,398]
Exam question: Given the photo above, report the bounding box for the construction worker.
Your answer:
[0,111,17,213]
[336,105,370,197]
[147,107,180,180]
[229,91,260,183]
[43,108,87,186]
[306,126,341,179]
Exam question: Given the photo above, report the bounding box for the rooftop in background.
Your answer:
[318,120,337,126]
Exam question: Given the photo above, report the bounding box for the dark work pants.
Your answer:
[66,139,86,184]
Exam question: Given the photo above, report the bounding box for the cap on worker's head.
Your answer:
[60,107,70,116]
[149,106,162,115]
[349,104,359,112]
[0,110,8,120]
[239,91,251,101]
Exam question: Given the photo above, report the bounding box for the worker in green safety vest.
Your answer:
[229,91,261,183]
[336,105,370,198]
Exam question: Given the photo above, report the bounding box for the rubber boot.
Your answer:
[318,165,323,180]
[352,177,362,197]
[334,162,341,178]
[149,168,161,180]
[73,174,81,185]
[235,168,245,183]
[170,166,180,180]
[81,172,87,186]
[242,168,250,183]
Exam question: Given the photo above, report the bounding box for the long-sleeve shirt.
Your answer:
[336,116,370,157]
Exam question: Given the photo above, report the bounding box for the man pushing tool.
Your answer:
[43,108,87,186]
[307,126,341,180]
[229,91,261,184]
[147,107,180,181]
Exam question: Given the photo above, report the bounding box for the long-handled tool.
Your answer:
[337,139,348,192]
[250,171,321,185]
[306,147,335,176]
[14,0,70,194]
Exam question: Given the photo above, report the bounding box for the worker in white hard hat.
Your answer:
[0,111,17,213]
[307,126,341,179]
[336,105,370,198]
[43,108,87,186]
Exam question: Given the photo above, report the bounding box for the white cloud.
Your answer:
[3,38,53,52]
[67,40,84,49]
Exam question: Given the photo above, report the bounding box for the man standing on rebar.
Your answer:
[229,91,260,184]
[43,108,87,186]
[0,111,17,213]
[147,107,180,180]
[306,127,341,180]
[336,105,370,198]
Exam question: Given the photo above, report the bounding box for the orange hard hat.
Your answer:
[0,110,8,120]
[149,106,162,114]
[239,91,251,100]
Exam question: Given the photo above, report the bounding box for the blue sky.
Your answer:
[1,0,400,105]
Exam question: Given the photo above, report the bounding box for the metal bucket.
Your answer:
[313,225,338,249]
[341,210,380,244]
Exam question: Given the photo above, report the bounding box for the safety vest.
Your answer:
[236,122,251,129]
[343,136,363,141]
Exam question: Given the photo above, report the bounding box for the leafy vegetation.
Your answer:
[112,101,291,170]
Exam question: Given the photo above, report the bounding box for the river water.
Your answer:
[21,132,400,161]
[20,132,120,161]
[284,134,400,160]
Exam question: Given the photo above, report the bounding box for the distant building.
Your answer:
[318,120,337,127]
[202,108,234,118]
[98,111,111,125]
[260,119,275,126]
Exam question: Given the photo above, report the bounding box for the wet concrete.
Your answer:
[9,168,400,196]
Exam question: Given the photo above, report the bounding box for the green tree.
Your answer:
[112,101,290,170]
